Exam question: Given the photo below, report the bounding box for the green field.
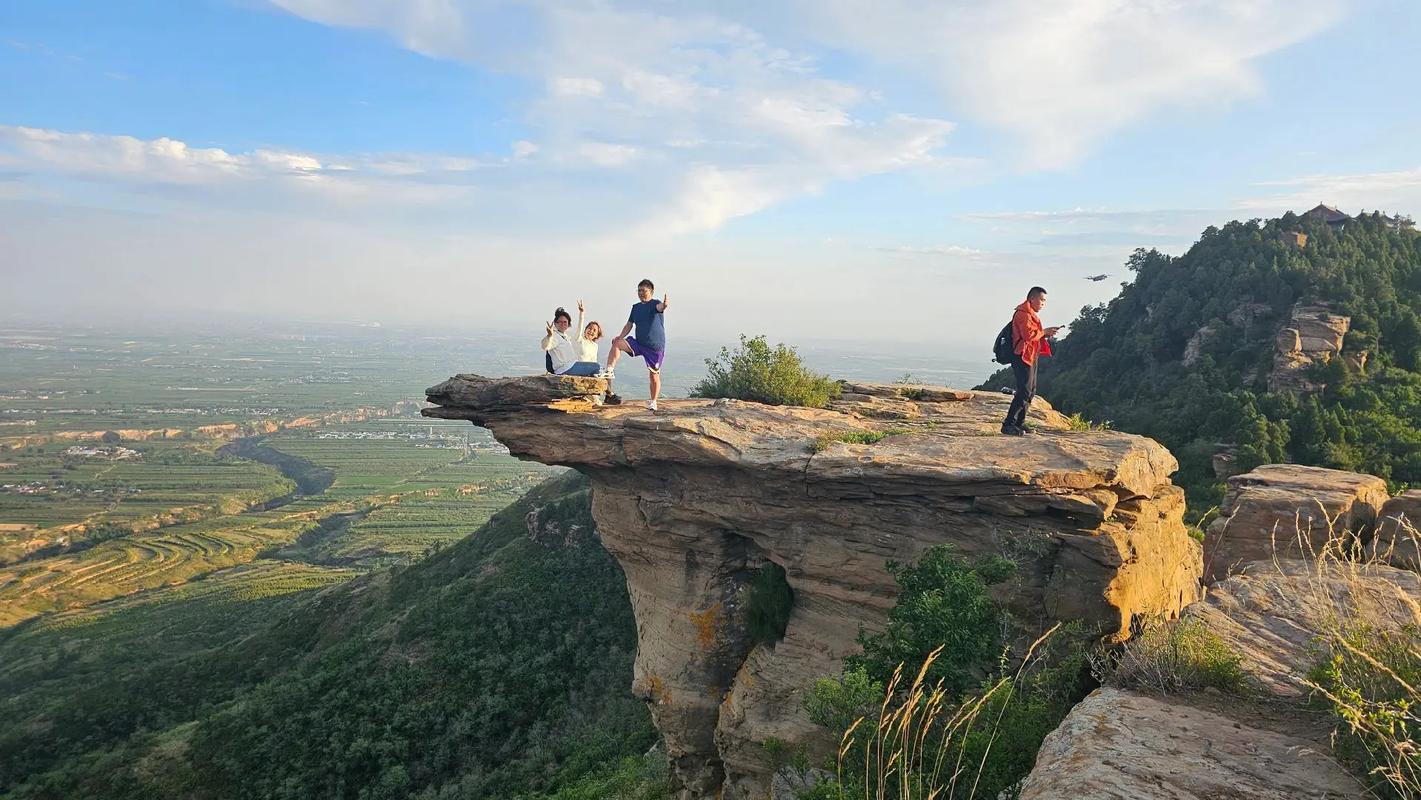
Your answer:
[0,324,560,630]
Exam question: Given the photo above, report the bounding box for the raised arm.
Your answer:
[541,321,556,351]
[575,300,586,342]
[656,293,669,313]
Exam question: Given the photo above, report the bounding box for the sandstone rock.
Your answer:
[424,374,1203,799]
[1022,559,1420,798]
[1019,688,1362,799]
[1182,323,1217,367]
[1190,559,1421,697]
[1204,464,1388,583]
[1269,305,1351,393]
[1371,489,1421,570]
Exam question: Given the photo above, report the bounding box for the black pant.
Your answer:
[1004,356,1037,429]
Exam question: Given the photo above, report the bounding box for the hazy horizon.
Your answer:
[4,2,1420,347]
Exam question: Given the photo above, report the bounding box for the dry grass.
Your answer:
[831,624,1062,800]
[1097,616,1244,694]
[1219,506,1421,799]
[1279,514,1421,799]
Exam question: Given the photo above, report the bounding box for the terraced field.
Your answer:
[0,422,558,627]
[0,440,294,561]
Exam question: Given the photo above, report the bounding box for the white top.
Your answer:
[574,309,599,363]
[540,328,579,374]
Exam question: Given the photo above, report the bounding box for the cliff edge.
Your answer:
[423,374,1203,799]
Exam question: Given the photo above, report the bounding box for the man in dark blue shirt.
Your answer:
[600,278,669,410]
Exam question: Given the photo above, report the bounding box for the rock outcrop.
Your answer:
[425,374,1203,799]
[1022,558,1421,799]
[1204,464,1389,583]
[1268,304,1352,393]
[1372,489,1421,570]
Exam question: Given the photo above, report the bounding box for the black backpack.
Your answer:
[992,322,1015,365]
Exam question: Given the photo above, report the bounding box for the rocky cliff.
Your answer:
[1268,304,1354,393]
[424,374,1203,799]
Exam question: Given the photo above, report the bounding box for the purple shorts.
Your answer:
[625,336,665,371]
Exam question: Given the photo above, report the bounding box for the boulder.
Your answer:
[1269,305,1352,394]
[1021,558,1419,798]
[424,375,1203,800]
[1020,688,1362,799]
[1371,489,1421,570]
[1204,464,1388,583]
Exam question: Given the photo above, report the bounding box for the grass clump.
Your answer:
[811,430,891,453]
[745,562,794,645]
[1098,616,1244,693]
[1307,622,1421,798]
[1065,412,1112,432]
[801,545,1090,800]
[692,335,841,408]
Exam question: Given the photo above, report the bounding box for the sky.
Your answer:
[3,0,1419,352]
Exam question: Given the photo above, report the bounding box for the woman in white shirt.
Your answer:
[541,302,602,376]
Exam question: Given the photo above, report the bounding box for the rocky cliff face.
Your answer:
[1268,304,1353,393]
[424,374,1203,799]
[1204,464,1390,583]
[1021,557,1420,799]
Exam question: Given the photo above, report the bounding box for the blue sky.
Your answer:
[3,0,1419,349]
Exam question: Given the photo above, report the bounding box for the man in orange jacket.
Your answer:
[1003,286,1062,435]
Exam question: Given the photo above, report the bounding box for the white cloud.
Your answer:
[551,77,605,97]
[876,244,985,257]
[1239,168,1421,216]
[575,142,640,168]
[265,1,958,240]
[800,0,1344,168]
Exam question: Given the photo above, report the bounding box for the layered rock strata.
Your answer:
[1204,464,1389,583]
[425,374,1202,799]
[1269,304,1352,393]
[1373,489,1421,570]
[1021,559,1421,799]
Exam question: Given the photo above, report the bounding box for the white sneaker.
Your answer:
[646,400,658,412]
[595,368,614,379]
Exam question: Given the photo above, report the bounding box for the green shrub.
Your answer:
[1065,412,1111,432]
[1307,622,1421,799]
[745,562,794,645]
[848,545,1016,697]
[1099,616,1244,693]
[800,546,1092,800]
[691,335,841,408]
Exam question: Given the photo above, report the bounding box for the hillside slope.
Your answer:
[980,212,1421,510]
[0,471,654,800]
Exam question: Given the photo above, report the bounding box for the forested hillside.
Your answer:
[1,472,659,800]
[981,211,1421,511]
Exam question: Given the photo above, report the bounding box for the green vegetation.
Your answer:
[1098,616,1244,693]
[692,335,841,408]
[848,546,1017,696]
[1308,623,1421,798]
[802,545,1089,799]
[745,562,794,645]
[0,472,654,800]
[1064,412,1111,432]
[811,429,893,453]
[978,213,1421,511]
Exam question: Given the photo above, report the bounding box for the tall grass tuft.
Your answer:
[812,626,1067,800]
[1288,514,1421,799]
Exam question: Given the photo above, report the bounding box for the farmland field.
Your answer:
[0,321,560,629]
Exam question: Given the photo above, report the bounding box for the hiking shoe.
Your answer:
[1019,423,1036,434]
[1000,424,1024,436]
[646,400,658,412]
[604,393,623,406]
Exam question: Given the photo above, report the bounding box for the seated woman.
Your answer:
[540,303,601,376]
